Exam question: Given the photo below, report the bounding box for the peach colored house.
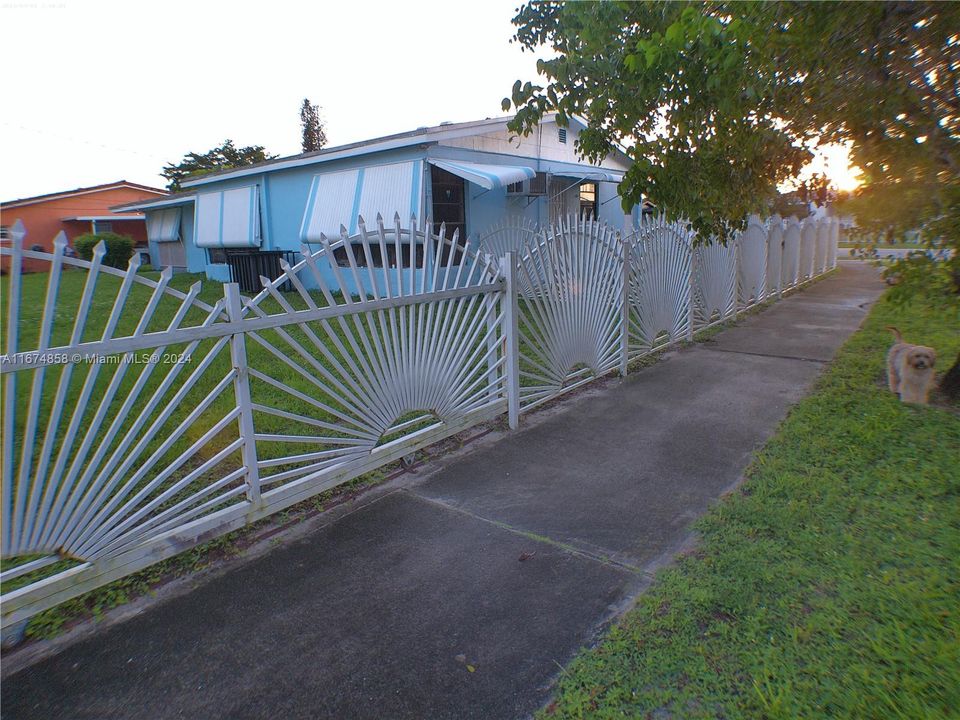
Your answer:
[1,181,167,272]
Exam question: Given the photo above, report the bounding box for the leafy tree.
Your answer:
[504,1,959,396]
[300,98,327,153]
[161,140,276,192]
[797,173,834,207]
[771,191,808,221]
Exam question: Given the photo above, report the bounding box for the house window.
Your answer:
[579,182,598,220]
[208,248,228,264]
[558,127,567,144]
[332,242,425,269]
[506,180,524,194]
[0,226,9,240]
[94,221,113,233]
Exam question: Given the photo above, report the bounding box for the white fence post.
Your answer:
[830,217,840,270]
[777,235,784,299]
[224,283,261,505]
[686,241,695,341]
[620,234,630,375]
[2,221,25,554]
[502,252,521,430]
[732,239,741,320]
[775,219,784,300]
[485,287,499,400]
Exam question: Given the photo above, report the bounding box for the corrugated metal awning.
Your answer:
[427,159,535,190]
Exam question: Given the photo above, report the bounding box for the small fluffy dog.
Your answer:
[886,327,937,404]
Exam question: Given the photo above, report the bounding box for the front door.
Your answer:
[430,165,466,242]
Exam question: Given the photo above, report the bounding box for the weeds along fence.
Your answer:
[0,211,840,629]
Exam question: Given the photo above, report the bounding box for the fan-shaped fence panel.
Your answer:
[625,215,693,356]
[766,215,784,296]
[782,217,802,288]
[693,240,737,328]
[476,218,542,297]
[0,214,508,630]
[1,223,245,620]
[475,217,539,261]
[240,214,507,495]
[738,215,768,307]
[516,217,622,411]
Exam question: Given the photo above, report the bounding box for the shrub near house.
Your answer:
[73,232,135,269]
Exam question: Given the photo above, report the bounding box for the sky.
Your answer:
[2,0,539,200]
[2,0,859,202]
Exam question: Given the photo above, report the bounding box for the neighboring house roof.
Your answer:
[62,214,146,221]
[111,190,196,213]
[2,181,167,209]
[179,114,630,190]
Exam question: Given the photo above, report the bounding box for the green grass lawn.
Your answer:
[541,294,960,719]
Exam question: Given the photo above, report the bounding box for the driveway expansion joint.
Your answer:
[699,345,829,364]
[405,489,644,575]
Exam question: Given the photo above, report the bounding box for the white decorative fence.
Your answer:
[0,212,840,629]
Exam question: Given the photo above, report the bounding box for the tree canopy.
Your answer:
[300,98,328,153]
[161,140,276,192]
[503,2,959,298]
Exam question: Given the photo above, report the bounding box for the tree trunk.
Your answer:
[940,352,960,401]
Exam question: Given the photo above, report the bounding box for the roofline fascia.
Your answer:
[111,195,196,212]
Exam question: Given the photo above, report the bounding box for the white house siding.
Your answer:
[439,119,629,171]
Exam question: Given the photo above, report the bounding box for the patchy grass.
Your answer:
[18,467,391,641]
[541,293,960,719]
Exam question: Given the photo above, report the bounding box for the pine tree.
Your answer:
[300,98,327,153]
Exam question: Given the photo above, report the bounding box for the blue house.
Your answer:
[113,115,638,289]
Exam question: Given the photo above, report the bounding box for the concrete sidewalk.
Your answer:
[3,263,884,720]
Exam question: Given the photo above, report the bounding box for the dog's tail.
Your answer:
[886,326,903,343]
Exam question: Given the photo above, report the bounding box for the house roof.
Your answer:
[111,190,197,213]
[179,114,629,189]
[62,214,145,221]
[180,116,521,188]
[115,115,633,214]
[2,180,167,209]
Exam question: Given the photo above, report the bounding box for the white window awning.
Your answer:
[300,161,423,242]
[146,207,182,243]
[427,159,535,190]
[195,186,261,248]
[552,168,625,184]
